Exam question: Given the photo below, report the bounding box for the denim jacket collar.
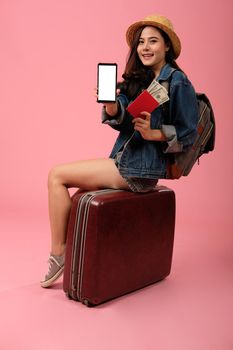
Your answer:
[156,63,176,82]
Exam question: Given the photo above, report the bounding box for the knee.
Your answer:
[48,165,62,189]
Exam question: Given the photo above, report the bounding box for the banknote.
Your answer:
[147,80,169,104]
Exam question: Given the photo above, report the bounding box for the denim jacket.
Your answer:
[102,63,199,179]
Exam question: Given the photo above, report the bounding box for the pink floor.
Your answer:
[0,209,232,350]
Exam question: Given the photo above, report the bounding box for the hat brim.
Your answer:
[126,20,181,59]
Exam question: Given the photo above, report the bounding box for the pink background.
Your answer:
[0,0,233,349]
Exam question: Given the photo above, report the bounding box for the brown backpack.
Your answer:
[161,81,215,179]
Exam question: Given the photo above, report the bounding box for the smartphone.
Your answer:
[97,63,117,103]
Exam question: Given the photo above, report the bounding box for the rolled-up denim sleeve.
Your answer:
[101,94,134,132]
[161,125,183,153]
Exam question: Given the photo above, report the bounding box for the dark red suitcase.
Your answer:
[63,186,175,306]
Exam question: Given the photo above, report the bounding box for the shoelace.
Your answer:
[47,256,59,274]
[47,258,54,274]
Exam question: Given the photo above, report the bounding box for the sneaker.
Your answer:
[40,254,65,288]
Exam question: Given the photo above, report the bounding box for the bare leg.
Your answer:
[48,158,130,256]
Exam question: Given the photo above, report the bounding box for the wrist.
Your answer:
[149,129,167,141]
[105,102,119,117]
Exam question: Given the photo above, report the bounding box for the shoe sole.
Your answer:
[40,266,64,288]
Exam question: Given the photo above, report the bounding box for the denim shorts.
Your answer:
[123,176,158,193]
[114,152,158,193]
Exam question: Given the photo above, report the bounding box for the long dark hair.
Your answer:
[118,26,183,99]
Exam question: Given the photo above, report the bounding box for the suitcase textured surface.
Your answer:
[63,186,175,306]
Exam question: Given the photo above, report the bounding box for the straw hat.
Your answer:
[126,14,181,59]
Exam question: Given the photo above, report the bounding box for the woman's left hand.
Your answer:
[132,111,153,140]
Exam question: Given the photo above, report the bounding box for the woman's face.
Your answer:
[137,26,169,74]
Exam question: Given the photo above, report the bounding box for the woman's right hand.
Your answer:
[94,88,120,117]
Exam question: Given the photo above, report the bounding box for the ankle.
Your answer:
[51,244,66,257]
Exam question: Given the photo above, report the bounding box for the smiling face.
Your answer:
[137,26,170,77]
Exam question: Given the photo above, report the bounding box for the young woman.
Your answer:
[40,14,198,288]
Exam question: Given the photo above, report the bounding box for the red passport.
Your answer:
[126,90,159,118]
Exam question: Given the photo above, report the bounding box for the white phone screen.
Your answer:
[97,63,117,102]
